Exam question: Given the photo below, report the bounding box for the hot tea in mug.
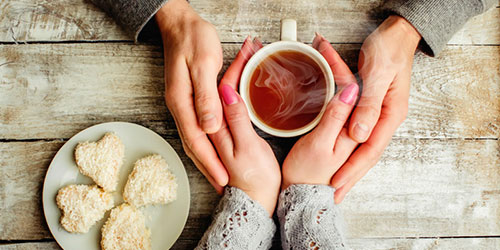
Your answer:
[248,50,327,130]
[240,19,335,137]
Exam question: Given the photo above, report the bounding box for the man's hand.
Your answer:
[331,15,422,203]
[156,0,227,192]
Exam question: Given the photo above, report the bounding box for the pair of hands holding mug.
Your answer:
[156,0,422,206]
[211,36,359,216]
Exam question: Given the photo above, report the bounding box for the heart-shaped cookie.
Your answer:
[101,204,151,250]
[74,132,124,192]
[123,154,177,207]
[56,184,114,233]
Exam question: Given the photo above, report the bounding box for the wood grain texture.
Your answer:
[0,43,498,140]
[0,141,62,240]
[1,139,498,243]
[0,0,128,42]
[2,238,500,250]
[0,242,60,250]
[347,238,500,250]
[1,0,499,249]
[448,7,500,45]
[0,0,498,44]
[343,138,500,238]
[194,0,500,45]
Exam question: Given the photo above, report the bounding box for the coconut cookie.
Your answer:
[56,184,114,233]
[74,132,124,192]
[101,204,151,250]
[123,154,178,207]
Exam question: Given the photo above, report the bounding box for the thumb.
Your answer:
[309,83,359,148]
[349,49,393,142]
[219,84,256,148]
[191,61,223,134]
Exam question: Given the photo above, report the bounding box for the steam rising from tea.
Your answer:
[249,51,327,130]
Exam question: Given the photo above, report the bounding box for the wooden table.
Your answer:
[1,0,499,249]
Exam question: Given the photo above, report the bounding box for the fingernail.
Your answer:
[316,32,327,42]
[244,35,252,44]
[339,83,358,104]
[353,122,369,141]
[242,36,252,50]
[312,32,321,49]
[221,84,238,105]
[201,114,217,131]
[314,32,324,40]
[252,37,263,52]
[253,36,262,45]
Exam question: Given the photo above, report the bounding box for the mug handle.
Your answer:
[280,19,297,42]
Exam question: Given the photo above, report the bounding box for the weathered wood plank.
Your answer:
[0,239,222,250]
[195,0,500,45]
[0,44,498,139]
[0,141,62,240]
[449,7,500,45]
[0,0,128,42]
[406,46,500,139]
[0,242,60,250]
[2,238,500,250]
[347,237,500,250]
[1,139,498,241]
[343,138,500,238]
[1,0,499,44]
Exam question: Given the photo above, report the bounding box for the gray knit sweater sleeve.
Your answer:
[89,0,169,41]
[195,187,276,250]
[277,184,347,250]
[383,0,497,56]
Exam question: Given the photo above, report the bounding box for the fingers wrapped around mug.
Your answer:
[308,83,359,150]
[282,82,359,190]
[208,38,281,216]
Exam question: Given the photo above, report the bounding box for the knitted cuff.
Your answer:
[220,187,275,225]
[279,184,335,206]
[195,187,276,250]
[277,184,346,250]
[90,0,169,42]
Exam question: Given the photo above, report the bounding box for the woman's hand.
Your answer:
[332,15,421,203]
[209,38,281,216]
[155,0,227,192]
[282,34,359,190]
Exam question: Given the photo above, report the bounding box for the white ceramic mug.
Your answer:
[239,19,335,137]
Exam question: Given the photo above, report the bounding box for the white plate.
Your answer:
[43,122,190,250]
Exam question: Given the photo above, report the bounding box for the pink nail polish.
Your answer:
[252,37,263,52]
[244,35,252,44]
[339,83,359,105]
[241,36,252,50]
[315,32,328,42]
[253,37,262,45]
[312,33,321,49]
[221,84,238,105]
